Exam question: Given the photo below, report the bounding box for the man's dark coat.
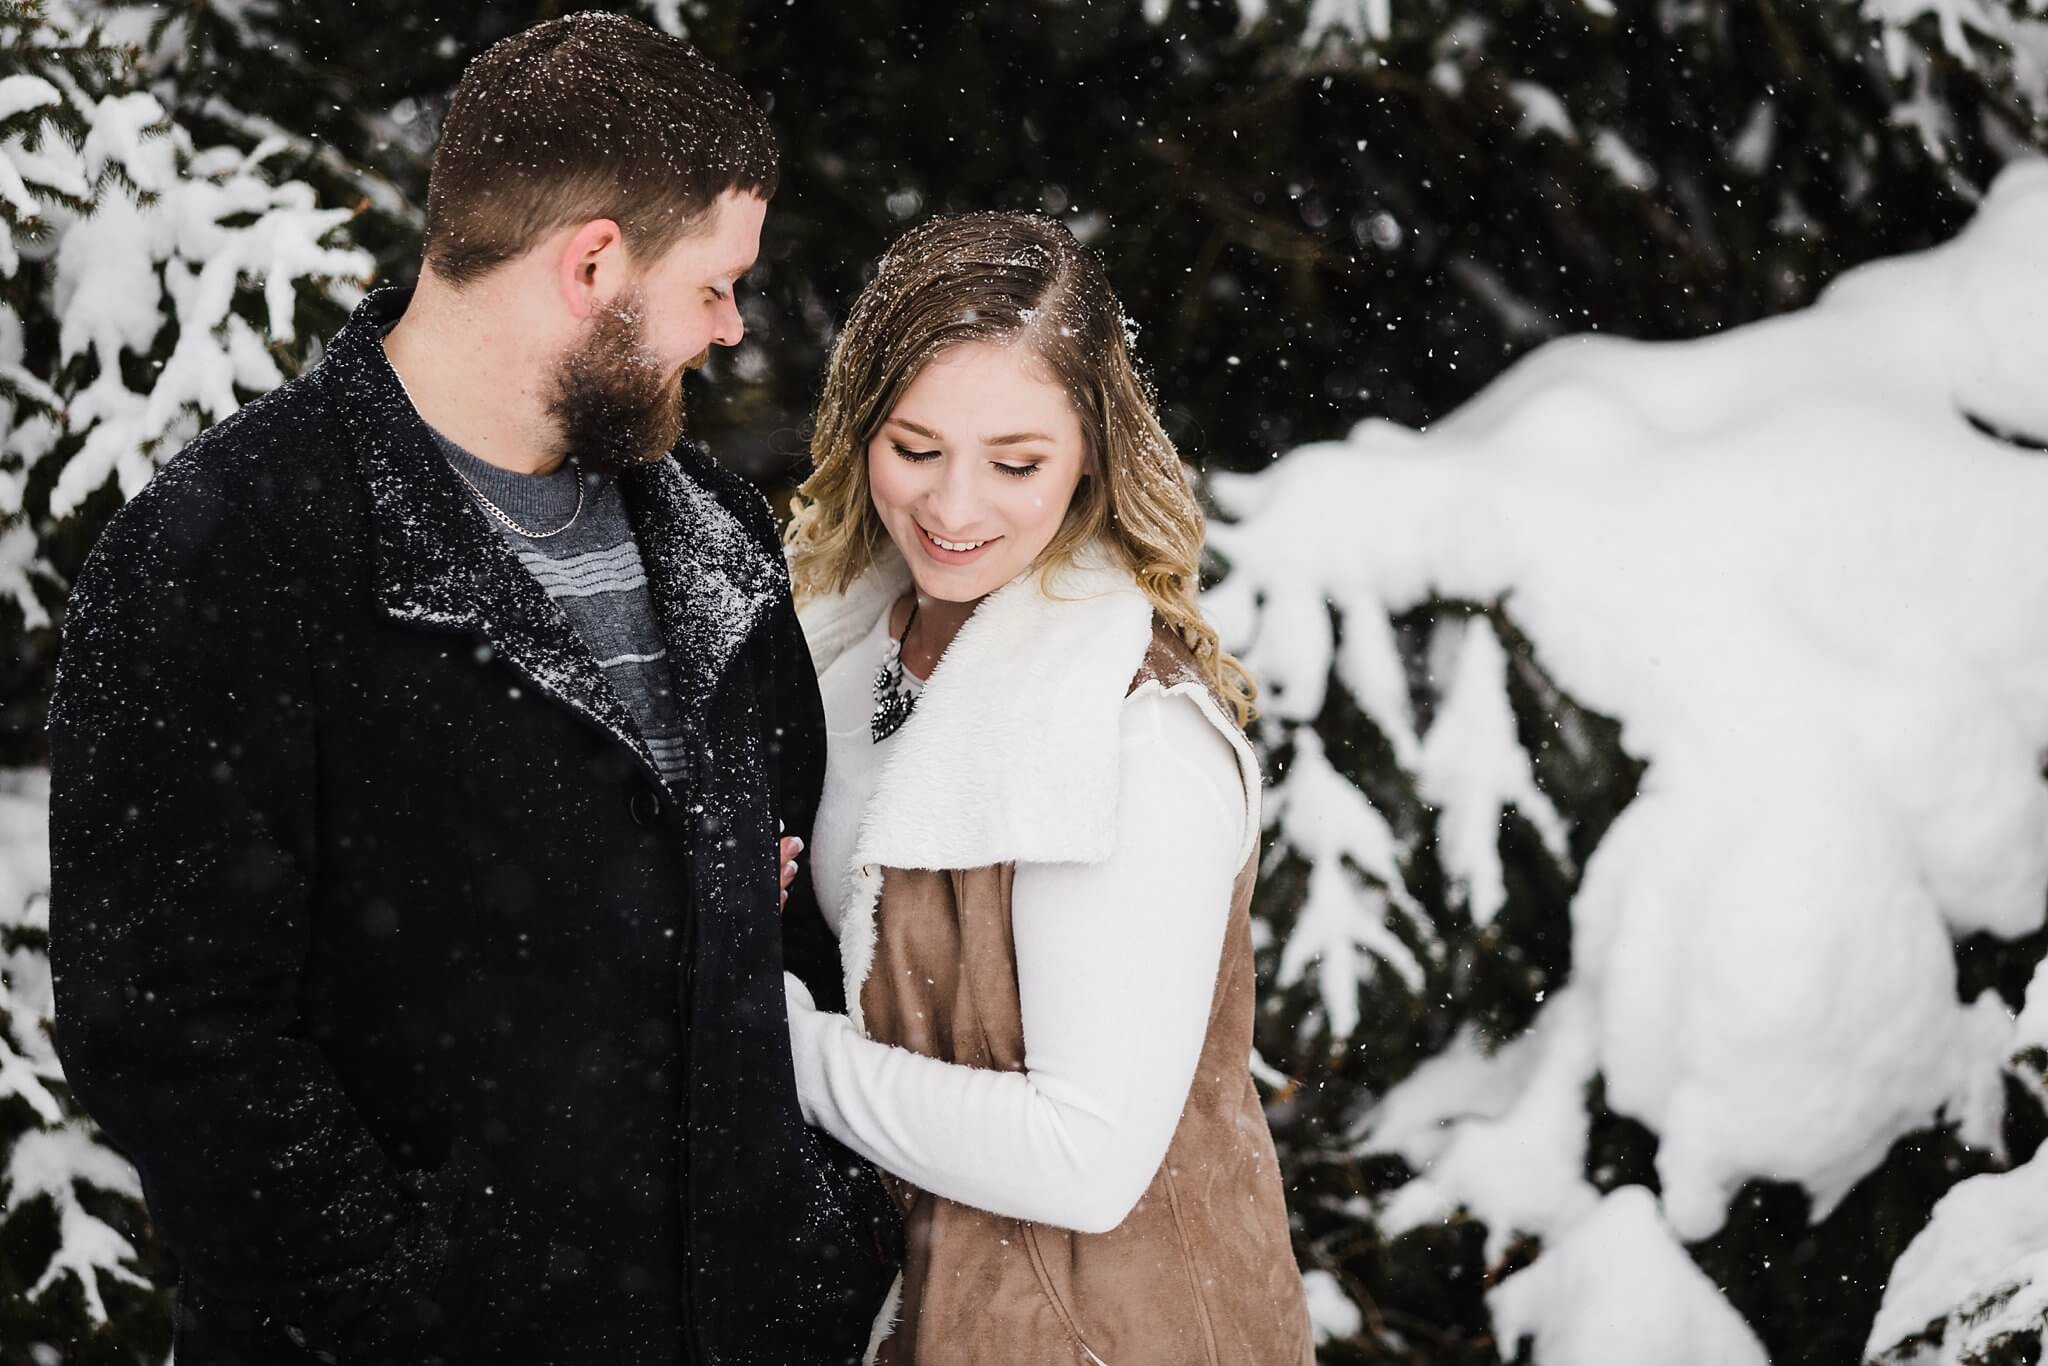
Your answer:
[46,288,895,1366]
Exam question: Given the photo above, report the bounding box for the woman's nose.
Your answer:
[924,460,980,532]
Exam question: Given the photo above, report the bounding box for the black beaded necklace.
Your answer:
[871,598,922,743]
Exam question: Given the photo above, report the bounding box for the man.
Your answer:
[47,14,894,1366]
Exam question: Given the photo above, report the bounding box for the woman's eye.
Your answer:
[994,462,1041,478]
[893,443,940,462]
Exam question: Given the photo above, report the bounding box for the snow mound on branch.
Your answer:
[1211,158,2048,1256]
[1867,1148,2048,1364]
[1267,726,1431,1040]
[1372,989,1599,1262]
[1488,1187,1770,1366]
[1416,615,1569,928]
[1302,1267,1364,1343]
[0,770,57,1125]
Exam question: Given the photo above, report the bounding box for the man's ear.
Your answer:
[557,218,627,319]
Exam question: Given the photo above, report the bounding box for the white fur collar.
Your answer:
[797,540,1262,1035]
[800,540,1156,869]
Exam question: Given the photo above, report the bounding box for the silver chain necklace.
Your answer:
[445,456,584,540]
[385,346,584,539]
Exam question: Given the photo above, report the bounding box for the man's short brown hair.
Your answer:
[423,12,779,286]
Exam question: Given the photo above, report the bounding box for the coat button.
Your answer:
[629,788,663,826]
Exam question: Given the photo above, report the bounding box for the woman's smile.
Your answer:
[914,520,1003,563]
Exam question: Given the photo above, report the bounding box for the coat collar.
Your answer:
[621,452,784,729]
[329,286,780,788]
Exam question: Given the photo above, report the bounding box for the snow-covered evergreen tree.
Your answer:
[0,0,374,756]
[1214,160,2048,1365]
[0,1,371,1356]
[5,2,2048,1360]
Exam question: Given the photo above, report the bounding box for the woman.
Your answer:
[782,212,1311,1366]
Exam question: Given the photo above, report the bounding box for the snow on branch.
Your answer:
[1415,616,1570,929]
[0,768,154,1325]
[44,94,368,517]
[1268,726,1431,1042]
[1489,1187,1770,1366]
[0,0,372,635]
[6,1124,151,1323]
[1867,1149,2048,1363]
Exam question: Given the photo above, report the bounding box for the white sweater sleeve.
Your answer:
[784,691,1248,1235]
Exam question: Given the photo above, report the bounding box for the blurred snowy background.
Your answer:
[4,0,2047,1362]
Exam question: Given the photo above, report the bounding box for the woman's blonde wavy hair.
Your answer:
[785,211,1257,727]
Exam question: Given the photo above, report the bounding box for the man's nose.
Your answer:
[713,294,744,348]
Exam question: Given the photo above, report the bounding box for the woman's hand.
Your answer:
[778,834,804,911]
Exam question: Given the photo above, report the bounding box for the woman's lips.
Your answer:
[914,520,1001,565]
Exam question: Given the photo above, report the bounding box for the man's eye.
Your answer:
[892,443,940,462]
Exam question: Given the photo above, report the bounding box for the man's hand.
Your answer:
[778,835,803,912]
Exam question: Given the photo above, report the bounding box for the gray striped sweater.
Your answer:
[432,432,693,790]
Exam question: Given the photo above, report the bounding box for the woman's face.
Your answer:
[866,340,1090,604]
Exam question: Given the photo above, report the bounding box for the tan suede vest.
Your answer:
[861,631,1313,1366]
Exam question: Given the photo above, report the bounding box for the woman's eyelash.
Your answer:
[890,443,1039,477]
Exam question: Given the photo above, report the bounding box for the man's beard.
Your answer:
[545,293,687,474]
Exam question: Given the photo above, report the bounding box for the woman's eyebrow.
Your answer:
[885,419,1052,446]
